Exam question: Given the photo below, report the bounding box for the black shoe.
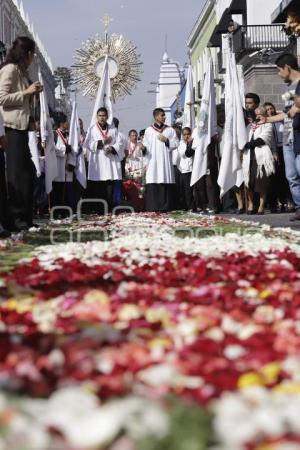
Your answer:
[247,210,255,215]
[290,213,300,222]
[10,220,29,232]
[0,227,11,239]
[236,208,245,215]
[226,208,236,214]
[257,211,265,215]
[27,222,39,228]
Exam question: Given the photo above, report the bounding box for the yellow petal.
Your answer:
[238,372,264,389]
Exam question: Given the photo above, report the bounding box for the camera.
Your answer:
[283,105,292,114]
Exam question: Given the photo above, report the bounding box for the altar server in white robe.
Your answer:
[142,108,179,212]
[50,114,77,214]
[84,107,122,211]
[177,127,195,210]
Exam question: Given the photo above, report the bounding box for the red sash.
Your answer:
[96,122,109,140]
[151,124,168,134]
[56,129,68,145]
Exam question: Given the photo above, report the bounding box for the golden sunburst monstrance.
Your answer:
[71,22,143,101]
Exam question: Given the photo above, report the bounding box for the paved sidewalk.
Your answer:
[221,212,300,230]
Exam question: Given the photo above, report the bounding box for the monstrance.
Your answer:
[72,15,143,101]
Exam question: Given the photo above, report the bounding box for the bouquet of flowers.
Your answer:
[125,167,146,199]
[282,13,300,37]
[282,90,296,102]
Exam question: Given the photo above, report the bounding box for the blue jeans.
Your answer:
[283,144,300,212]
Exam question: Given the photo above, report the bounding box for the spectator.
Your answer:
[242,106,275,215]
[261,53,300,221]
[0,36,43,231]
[264,101,293,212]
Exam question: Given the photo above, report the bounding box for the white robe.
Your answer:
[54,133,76,183]
[28,131,41,177]
[75,136,87,189]
[172,146,180,166]
[84,124,122,181]
[242,123,275,187]
[177,141,193,173]
[117,130,127,161]
[143,125,178,184]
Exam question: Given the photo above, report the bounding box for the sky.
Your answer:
[23,0,205,132]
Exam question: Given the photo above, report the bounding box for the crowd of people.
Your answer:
[0,36,300,238]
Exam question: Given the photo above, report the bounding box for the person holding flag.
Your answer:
[84,107,122,212]
[68,102,87,208]
[38,69,58,204]
[190,53,218,213]
[84,56,122,213]
[217,51,247,209]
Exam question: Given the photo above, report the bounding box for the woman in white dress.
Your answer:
[242,106,275,214]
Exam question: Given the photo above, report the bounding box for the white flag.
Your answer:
[190,55,217,186]
[183,65,195,129]
[38,69,57,194]
[237,64,245,109]
[90,55,113,128]
[69,100,86,189]
[217,52,247,196]
[28,131,41,177]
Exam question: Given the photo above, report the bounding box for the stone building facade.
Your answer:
[187,0,295,112]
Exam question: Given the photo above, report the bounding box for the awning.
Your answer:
[271,0,298,23]
[209,8,231,47]
[229,0,246,14]
[208,0,247,47]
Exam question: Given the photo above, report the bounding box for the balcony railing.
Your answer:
[216,24,290,74]
[232,24,289,56]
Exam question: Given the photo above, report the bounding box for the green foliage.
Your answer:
[137,399,213,450]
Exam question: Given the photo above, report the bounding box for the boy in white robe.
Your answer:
[50,114,77,216]
[172,123,182,210]
[177,127,194,210]
[142,108,179,212]
[84,107,122,212]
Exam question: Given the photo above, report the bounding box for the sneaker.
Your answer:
[10,220,29,232]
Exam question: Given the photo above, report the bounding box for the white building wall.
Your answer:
[216,0,282,25]
[0,0,56,110]
[215,0,232,22]
[156,52,183,125]
[246,0,281,25]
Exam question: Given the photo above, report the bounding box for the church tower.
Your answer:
[156,52,184,125]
